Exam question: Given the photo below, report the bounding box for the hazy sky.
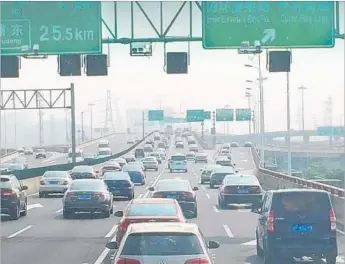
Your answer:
[1,1,344,137]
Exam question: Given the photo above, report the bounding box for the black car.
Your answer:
[0,175,28,220]
[244,141,253,147]
[255,189,338,264]
[62,179,113,218]
[149,179,198,217]
[70,165,98,179]
[209,167,237,188]
[218,174,262,209]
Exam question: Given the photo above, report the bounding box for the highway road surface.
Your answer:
[6,133,136,169]
[1,137,344,264]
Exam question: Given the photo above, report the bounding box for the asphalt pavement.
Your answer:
[7,134,134,169]
[1,137,344,264]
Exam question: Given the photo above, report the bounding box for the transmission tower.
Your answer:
[104,90,115,134]
[37,97,44,146]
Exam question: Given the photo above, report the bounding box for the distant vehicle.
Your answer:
[219,148,231,159]
[62,179,113,218]
[24,148,34,155]
[35,149,47,159]
[154,134,160,141]
[83,153,96,164]
[70,165,98,179]
[101,161,121,175]
[17,147,25,154]
[145,139,154,148]
[103,171,134,200]
[126,138,135,144]
[143,144,154,154]
[122,164,146,185]
[134,148,145,159]
[124,154,136,163]
[215,156,234,167]
[149,152,162,164]
[187,137,196,145]
[112,157,127,168]
[113,198,190,243]
[7,163,25,172]
[218,174,262,209]
[222,143,231,150]
[255,189,337,264]
[230,141,239,148]
[106,222,220,264]
[0,175,28,220]
[186,151,196,161]
[209,166,237,188]
[175,141,184,148]
[244,142,253,147]
[200,164,222,184]
[142,157,159,171]
[67,148,84,163]
[195,152,208,163]
[149,178,199,217]
[97,147,112,158]
[165,125,173,135]
[157,142,166,149]
[98,139,110,149]
[39,171,72,197]
[169,153,187,173]
[188,144,198,152]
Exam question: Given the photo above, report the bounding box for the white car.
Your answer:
[39,171,72,197]
[106,222,220,264]
[142,157,159,171]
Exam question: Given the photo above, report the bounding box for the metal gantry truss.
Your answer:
[100,1,343,45]
[0,88,71,110]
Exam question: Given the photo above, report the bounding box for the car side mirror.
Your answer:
[192,187,199,191]
[251,204,262,213]
[114,210,124,217]
[207,240,220,249]
[148,186,154,191]
[183,210,195,219]
[106,241,119,250]
[22,185,28,190]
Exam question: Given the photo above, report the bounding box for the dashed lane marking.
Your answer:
[7,225,33,239]
[137,194,143,199]
[28,192,38,197]
[223,224,234,238]
[205,193,210,199]
[212,205,219,213]
[104,224,118,238]
[27,203,44,210]
[55,208,63,214]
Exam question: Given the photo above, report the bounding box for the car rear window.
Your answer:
[43,171,67,178]
[69,181,105,191]
[0,178,12,189]
[272,192,331,213]
[128,203,177,216]
[156,181,190,191]
[121,233,203,256]
[225,175,259,185]
[171,155,186,161]
[105,180,131,187]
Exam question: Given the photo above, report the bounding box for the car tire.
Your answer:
[20,200,28,217]
[263,244,277,264]
[210,183,214,189]
[103,210,111,218]
[325,255,337,264]
[218,198,226,209]
[185,169,188,173]
[155,168,158,171]
[110,206,114,214]
[200,179,204,184]
[39,192,45,198]
[194,208,198,217]
[256,235,263,257]
[170,169,173,173]
[11,204,20,220]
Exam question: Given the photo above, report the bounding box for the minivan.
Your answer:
[169,154,187,173]
[255,189,337,264]
[134,148,145,159]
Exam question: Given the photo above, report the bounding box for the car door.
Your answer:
[11,176,24,209]
[257,193,270,247]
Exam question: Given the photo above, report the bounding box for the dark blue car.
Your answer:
[103,172,134,200]
[122,164,146,185]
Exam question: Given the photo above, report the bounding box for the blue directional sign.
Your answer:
[204,111,211,120]
[235,108,252,121]
[187,109,205,122]
[148,110,164,121]
[316,126,344,136]
[216,109,234,121]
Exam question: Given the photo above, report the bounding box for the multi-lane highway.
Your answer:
[6,134,135,169]
[2,136,344,264]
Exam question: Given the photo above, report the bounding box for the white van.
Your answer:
[97,147,112,158]
[67,148,84,163]
[98,139,110,149]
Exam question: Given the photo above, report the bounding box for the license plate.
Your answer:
[78,194,91,200]
[238,189,249,194]
[292,224,312,232]
[49,181,59,184]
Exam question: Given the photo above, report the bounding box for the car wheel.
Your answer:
[194,208,198,217]
[20,200,28,216]
[155,168,158,171]
[185,169,188,173]
[39,192,45,198]
[110,206,114,214]
[103,210,111,218]
[263,244,277,264]
[218,198,226,209]
[63,209,71,219]
[200,179,204,184]
[11,204,20,220]
[170,169,172,173]
[210,183,214,189]
[325,255,337,264]
[141,181,145,186]
[256,235,263,257]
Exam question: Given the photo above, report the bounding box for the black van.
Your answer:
[134,148,145,159]
[255,189,338,264]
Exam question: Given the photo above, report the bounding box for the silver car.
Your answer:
[39,171,72,197]
[142,157,159,171]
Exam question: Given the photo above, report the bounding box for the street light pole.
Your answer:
[298,86,307,131]
[88,103,94,139]
[245,92,252,134]
[81,111,85,142]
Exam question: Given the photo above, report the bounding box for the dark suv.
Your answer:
[1,175,28,220]
[255,189,338,264]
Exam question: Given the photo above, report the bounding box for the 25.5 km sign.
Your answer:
[1,1,102,55]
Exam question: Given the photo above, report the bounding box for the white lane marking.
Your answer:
[28,192,38,197]
[205,193,210,199]
[223,224,234,238]
[105,224,118,238]
[212,205,219,213]
[241,159,248,163]
[338,229,345,235]
[94,235,117,264]
[137,194,143,199]
[322,256,344,263]
[241,239,256,246]
[55,208,63,214]
[201,186,206,191]
[7,225,33,238]
[27,203,44,210]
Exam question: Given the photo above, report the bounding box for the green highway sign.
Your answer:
[204,111,211,120]
[187,109,205,122]
[235,108,252,121]
[202,1,335,49]
[148,110,164,121]
[1,1,102,55]
[316,126,344,136]
[216,108,234,121]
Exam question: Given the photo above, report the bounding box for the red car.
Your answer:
[114,198,194,243]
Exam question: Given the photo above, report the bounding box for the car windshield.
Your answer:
[156,181,190,191]
[128,203,177,216]
[73,166,92,173]
[171,155,186,161]
[43,171,67,178]
[121,233,203,256]
[225,175,259,185]
[69,180,104,191]
[123,165,141,171]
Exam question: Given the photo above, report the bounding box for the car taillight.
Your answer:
[152,192,164,198]
[40,180,45,185]
[119,219,130,229]
[250,186,261,193]
[182,192,193,199]
[184,258,210,264]
[62,180,69,185]
[65,193,77,201]
[95,192,106,201]
[267,210,275,232]
[329,209,337,231]
[89,173,96,178]
[1,190,16,196]
[116,258,140,264]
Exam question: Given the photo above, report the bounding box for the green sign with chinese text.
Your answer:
[148,110,164,121]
